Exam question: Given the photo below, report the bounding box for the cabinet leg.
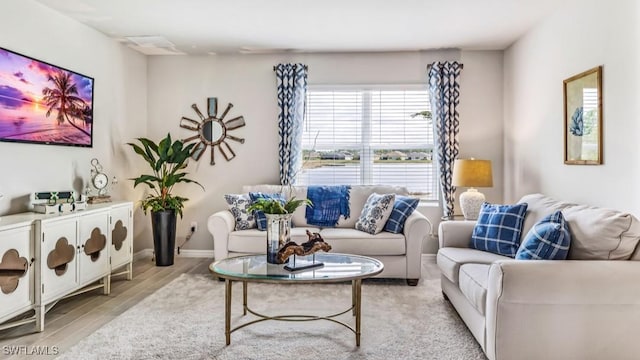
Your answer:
[103,274,111,295]
[126,262,133,280]
[35,305,45,332]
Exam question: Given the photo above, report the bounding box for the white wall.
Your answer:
[146,50,504,253]
[0,1,148,237]
[503,0,640,215]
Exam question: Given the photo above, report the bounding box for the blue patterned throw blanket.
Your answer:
[305,185,351,227]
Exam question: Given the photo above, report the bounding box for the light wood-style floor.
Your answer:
[0,257,212,360]
[0,255,439,359]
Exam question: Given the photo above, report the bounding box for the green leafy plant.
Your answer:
[127,133,203,217]
[247,197,312,215]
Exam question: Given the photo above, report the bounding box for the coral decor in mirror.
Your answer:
[180,97,246,165]
[564,66,603,165]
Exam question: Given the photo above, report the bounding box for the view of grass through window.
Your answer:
[298,87,437,200]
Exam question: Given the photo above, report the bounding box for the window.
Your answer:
[298,86,437,200]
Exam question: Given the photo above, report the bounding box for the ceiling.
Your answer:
[33,0,567,56]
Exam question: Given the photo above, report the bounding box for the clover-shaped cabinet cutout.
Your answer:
[0,249,28,294]
[112,220,128,251]
[47,237,75,276]
[84,228,106,262]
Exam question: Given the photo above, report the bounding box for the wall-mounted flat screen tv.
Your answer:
[0,47,93,147]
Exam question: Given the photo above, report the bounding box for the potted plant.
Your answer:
[128,133,203,266]
[248,197,311,264]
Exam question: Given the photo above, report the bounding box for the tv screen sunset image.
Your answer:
[0,48,93,147]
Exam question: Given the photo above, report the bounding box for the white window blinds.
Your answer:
[299,87,437,200]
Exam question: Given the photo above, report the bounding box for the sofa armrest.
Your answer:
[438,221,475,248]
[486,260,640,360]
[208,210,235,261]
[402,211,431,279]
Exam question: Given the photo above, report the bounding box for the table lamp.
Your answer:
[452,159,493,220]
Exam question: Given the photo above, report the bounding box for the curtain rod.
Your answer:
[273,64,309,71]
[427,63,464,71]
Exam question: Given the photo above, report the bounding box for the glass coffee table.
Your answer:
[209,253,384,346]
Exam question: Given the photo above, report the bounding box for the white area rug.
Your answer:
[58,274,486,360]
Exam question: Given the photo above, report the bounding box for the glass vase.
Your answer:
[265,213,292,264]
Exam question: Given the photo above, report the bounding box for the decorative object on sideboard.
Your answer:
[452,159,493,220]
[180,97,246,165]
[87,158,117,204]
[247,197,312,264]
[279,230,332,270]
[32,190,87,214]
[128,133,203,266]
[564,66,603,165]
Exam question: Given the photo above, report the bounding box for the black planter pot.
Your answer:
[151,210,177,266]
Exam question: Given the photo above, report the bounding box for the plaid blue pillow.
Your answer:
[516,211,571,260]
[470,202,528,257]
[383,195,420,234]
[249,192,285,231]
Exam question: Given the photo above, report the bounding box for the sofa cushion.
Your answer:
[248,192,286,230]
[337,185,409,228]
[471,202,528,257]
[355,193,396,235]
[436,247,509,284]
[384,195,420,234]
[224,194,256,230]
[228,227,321,253]
[516,211,571,260]
[562,205,640,260]
[518,193,574,238]
[459,263,490,315]
[319,228,405,255]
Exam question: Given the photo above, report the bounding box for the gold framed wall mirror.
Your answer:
[563,66,603,165]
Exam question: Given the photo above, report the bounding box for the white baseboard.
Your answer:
[133,249,153,262]
[176,249,215,258]
[422,253,436,259]
[133,248,214,261]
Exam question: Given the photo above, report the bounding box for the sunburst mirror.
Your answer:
[180,97,245,165]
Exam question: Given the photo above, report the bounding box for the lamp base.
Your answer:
[459,188,485,220]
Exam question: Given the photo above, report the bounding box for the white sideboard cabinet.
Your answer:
[0,201,133,333]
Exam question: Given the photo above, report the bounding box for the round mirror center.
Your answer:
[201,119,224,144]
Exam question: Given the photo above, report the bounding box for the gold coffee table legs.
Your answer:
[222,279,363,346]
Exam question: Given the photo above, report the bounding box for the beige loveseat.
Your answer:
[208,185,430,285]
[437,193,640,360]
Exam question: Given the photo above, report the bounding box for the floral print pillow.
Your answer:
[355,193,396,235]
[224,194,256,230]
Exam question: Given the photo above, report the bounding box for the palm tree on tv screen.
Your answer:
[42,70,90,137]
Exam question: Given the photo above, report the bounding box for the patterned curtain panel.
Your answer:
[428,61,463,218]
[275,63,308,185]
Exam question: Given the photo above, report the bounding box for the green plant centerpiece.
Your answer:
[247,197,311,215]
[248,196,311,264]
[128,133,203,266]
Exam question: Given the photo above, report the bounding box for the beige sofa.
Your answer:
[437,193,640,360]
[208,185,431,285]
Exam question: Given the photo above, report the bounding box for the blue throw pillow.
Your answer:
[383,195,420,234]
[470,202,528,257]
[249,192,285,231]
[516,211,571,260]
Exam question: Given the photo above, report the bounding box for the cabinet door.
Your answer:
[41,219,78,303]
[0,226,33,322]
[110,204,132,269]
[78,211,110,286]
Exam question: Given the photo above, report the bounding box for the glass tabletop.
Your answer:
[210,253,384,283]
